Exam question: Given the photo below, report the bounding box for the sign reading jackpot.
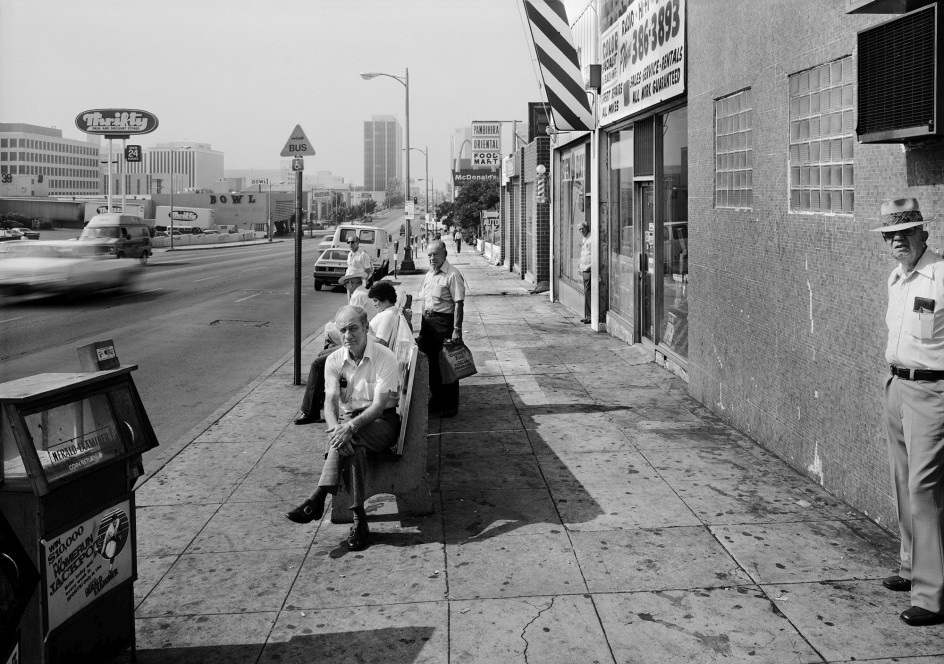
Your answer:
[75,109,159,136]
[599,0,685,124]
[471,121,502,168]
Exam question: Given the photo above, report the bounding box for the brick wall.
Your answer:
[688,0,944,529]
[523,137,551,283]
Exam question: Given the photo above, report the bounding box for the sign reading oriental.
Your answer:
[75,109,159,136]
[599,0,685,124]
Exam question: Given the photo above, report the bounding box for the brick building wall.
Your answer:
[523,137,551,283]
[688,0,944,528]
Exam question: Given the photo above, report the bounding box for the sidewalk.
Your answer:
[119,237,942,663]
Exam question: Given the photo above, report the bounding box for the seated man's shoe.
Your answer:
[580,318,591,324]
[900,606,944,626]
[347,522,370,551]
[285,494,325,524]
[883,575,912,592]
[294,413,321,425]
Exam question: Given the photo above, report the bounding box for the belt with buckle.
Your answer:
[890,365,944,381]
[423,310,453,318]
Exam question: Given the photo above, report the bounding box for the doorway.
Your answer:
[636,181,655,343]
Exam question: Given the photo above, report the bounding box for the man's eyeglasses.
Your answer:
[882,226,921,242]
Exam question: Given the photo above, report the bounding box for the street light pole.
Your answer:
[360,67,414,270]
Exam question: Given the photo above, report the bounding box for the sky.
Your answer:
[1,0,592,192]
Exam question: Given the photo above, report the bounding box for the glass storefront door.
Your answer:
[637,182,655,341]
[659,107,689,358]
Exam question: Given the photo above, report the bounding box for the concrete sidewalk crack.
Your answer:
[520,596,555,664]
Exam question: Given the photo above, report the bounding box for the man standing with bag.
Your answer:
[872,197,944,626]
[418,240,464,417]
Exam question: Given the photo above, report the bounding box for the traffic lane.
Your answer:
[0,239,323,360]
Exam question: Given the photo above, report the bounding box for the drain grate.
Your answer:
[209,320,270,327]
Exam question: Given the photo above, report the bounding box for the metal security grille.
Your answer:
[857,4,938,141]
[634,117,654,177]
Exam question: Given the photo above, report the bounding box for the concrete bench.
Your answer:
[330,313,433,523]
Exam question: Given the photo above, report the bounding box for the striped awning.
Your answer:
[522,0,594,132]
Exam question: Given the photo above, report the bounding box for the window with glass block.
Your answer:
[788,57,855,213]
[715,89,753,209]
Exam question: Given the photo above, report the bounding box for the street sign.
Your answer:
[291,158,304,171]
[404,201,415,220]
[124,145,142,162]
[280,124,316,157]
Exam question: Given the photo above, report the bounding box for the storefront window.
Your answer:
[660,107,689,358]
[557,145,587,287]
[608,129,634,319]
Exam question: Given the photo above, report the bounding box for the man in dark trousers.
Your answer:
[418,240,464,417]
[871,197,944,626]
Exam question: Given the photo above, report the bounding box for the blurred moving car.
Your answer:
[0,241,141,296]
[312,247,350,291]
[0,229,20,242]
[79,214,152,263]
[317,234,334,252]
[11,227,40,240]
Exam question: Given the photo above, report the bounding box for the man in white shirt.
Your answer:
[872,197,944,626]
[286,305,400,551]
[347,236,374,284]
[578,222,592,324]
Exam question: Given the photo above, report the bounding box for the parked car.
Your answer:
[11,227,40,240]
[312,247,351,291]
[317,234,335,252]
[0,240,141,296]
[0,229,20,242]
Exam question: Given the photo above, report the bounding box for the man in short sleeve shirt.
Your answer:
[418,240,465,416]
[873,197,944,627]
[285,305,400,551]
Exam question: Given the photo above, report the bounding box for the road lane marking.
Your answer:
[111,288,163,299]
[0,316,25,324]
[241,266,268,272]
[234,292,262,302]
[194,275,221,282]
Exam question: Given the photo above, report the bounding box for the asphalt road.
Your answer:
[0,232,345,469]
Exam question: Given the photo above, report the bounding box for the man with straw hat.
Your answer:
[871,197,944,626]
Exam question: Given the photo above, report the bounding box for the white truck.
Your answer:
[154,206,216,232]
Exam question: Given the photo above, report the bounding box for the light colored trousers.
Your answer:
[884,375,944,613]
[317,410,400,508]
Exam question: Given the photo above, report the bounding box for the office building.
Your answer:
[363,115,402,194]
[0,123,102,197]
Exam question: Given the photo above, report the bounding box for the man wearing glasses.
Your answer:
[872,198,944,626]
[347,236,374,285]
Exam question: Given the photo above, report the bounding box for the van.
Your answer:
[78,214,152,264]
[331,224,394,277]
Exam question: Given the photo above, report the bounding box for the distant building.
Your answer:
[0,123,102,197]
[363,115,402,194]
[148,142,224,193]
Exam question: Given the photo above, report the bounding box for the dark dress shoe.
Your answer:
[883,575,912,592]
[580,318,591,324]
[901,606,944,626]
[294,414,322,425]
[285,496,325,524]
[347,522,370,551]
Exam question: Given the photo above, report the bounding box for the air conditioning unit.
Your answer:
[856,2,943,142]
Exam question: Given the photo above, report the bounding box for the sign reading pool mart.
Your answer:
[471,121,502,168]
[75,109,159,136]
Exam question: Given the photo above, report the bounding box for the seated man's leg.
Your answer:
[341,411,400,550]
[296,346,336,424]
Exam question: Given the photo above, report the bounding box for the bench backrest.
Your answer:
[389,310,419,457]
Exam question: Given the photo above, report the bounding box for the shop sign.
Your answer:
[599,0,685,124]
[502,155,516,184]
[453,168,500,184]
[43,500,133,632]
[75,109,158,135]
[472,121,502,168]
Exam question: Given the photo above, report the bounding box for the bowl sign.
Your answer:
[75,109,159,136]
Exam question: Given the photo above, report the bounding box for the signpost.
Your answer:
[280,125,316,386]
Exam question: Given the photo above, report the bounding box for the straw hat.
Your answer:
[338,269,367,286]
[869,198,936,233]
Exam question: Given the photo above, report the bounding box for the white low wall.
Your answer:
[151,231,261,248]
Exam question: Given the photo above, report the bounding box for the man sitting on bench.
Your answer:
[285,305,401,551]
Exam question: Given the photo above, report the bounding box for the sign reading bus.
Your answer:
[75,109,159,136]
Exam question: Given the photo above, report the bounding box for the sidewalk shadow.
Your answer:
[116,625,436,663]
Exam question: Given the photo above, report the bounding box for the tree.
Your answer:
[435,201,455,229]
[452,180,499,240]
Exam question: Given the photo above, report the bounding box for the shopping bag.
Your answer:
[441,341,477,380]
[439,349,459,384]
